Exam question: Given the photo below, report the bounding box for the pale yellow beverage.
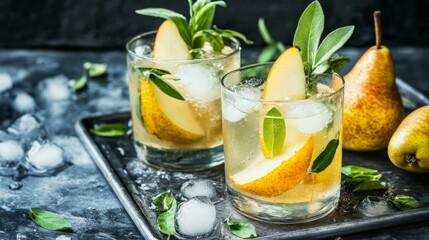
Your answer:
[221,62,344,223]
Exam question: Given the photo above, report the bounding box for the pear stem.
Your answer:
[374,11,382,49]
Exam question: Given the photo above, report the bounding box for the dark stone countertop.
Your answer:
[0,47,428,240]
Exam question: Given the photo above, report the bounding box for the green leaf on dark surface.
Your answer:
[293,0,324,63]
[344,174,382,189]
[391,195,419,211]
[263,107,286,158]
[224,214,257,239]
[71,74,88,92]
[341,165,380,178]
[152,192,177,238]
[311,138,339,173]
[314,26,355,67]
[90,123,128,137]
[352,180,387,192]
[84,62,107,77]
[29,208,72,231]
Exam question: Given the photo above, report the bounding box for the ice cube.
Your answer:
[134,45,152,57]
[0,73,13,93]
[357,196,396,217]
[27,141,65,170]
[223,86,261,122]
[176,197,217,237]
[38,75,70,101]
[53,136,93,167]
[12,91,36,113]
[0,140,24,162]
[287,100,332,134]
[175,64,220,103]
[180,180,217,201]
[7,114,43,137]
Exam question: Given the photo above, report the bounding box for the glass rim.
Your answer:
[126,30,241,64]
[221,62,345,104]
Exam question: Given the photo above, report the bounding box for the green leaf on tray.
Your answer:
[311,138,339,173]
[342,165,380,178]
[342,165,388,192]
[263,107,286,159]
[90,123,128,137]
[29,208,72,231]
[352,180,387,192]
[224,213,257,239]
[135,67,185,101]
[391,195,419,211]
[152,192,177,238]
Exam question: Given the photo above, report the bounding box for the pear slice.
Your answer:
[153,20,192,60]
[140,80,205,143]
[263,47,306,100]
[260,47,306,158]
[139,20,204,143]
[232,137,314,197]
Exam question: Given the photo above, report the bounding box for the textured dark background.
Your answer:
[0,0,428,49]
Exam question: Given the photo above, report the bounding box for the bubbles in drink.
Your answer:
[12,91,36,113]
[176,197,217,237]
[180,179,217,201]
[287,100,332,134]
[175,64,220,103]
[0,72,13,93]
[357,196,396,217]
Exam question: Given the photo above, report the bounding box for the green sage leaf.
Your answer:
[391,195,419,211]
[135,8,192,47]
[263,107,286,158]
[29,208,72,231]
[314,26,355,68]
[258,18,274,45]
[194,1,225,32]
[90,123,128,137]
[71,74,88,92]
[341,165,380,178]
[327,54,351,74]
[193,30,224,52]
[135,67,185,101]
[224,214,257,239]
[352,180,387,192]
[293,0,324,64]
[84,62,107,77]
[311,138,339,173]
[344,174,382,189]
[152,192,177,238]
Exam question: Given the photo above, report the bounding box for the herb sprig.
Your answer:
[257,18,286,63]
[136,0,252,57]
[342,165,387,192]
[293,1,354,93]
[152,192,178,239]
[90,123,129,137]
[133,67,184,100]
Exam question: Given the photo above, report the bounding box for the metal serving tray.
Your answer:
[75,78,429,240]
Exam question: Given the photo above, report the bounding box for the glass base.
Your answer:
[227,186,339,224]
[134,142,224,172]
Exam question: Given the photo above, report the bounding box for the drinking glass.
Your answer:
[221,63,344,223]
[126,31,240,171]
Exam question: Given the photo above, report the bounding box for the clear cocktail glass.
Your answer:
[221,63,344,223]
[126,31,240,171]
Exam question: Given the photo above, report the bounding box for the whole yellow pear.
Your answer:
[343,11,404,151]
[388,105,429,173]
